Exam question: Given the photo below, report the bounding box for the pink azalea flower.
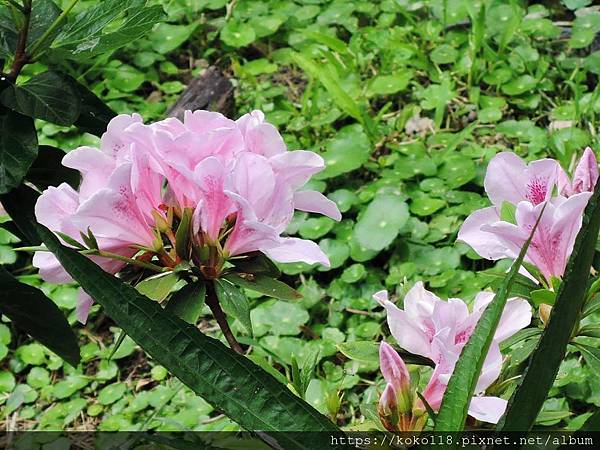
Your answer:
[34,110,341,322]
[374,283,531,424]
[458,150,598,282]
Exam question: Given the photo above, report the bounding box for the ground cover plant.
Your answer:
[1,0,600,446]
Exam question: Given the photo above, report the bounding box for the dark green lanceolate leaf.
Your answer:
[0,111,37,194]
[214,278,252,336]
[224,273,302,301]
[354,195,409,251]
[0,71,80,125]
[435,205,543,433]
[498,184,600,432]
[165,282,206,324]
[26,145,79,189]
[0,266,80,366]
[573,343,600,373]
[37,225,342,448]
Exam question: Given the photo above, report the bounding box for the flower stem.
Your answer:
[205,281,244,354]
[5,0,31,82]
[82,249,168,273]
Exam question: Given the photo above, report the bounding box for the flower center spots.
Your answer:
[526,177,548,205]
[455,326,474,345]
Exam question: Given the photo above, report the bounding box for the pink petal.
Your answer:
[76,290,94,324]
[379,341,410,389]
[293,190,342,221]
[269,150,325,189]
[62,147,115,200]
[468,396,507,424]
[457,207,508,260]
[484,152,529,206]
[34,183,80,237]
[100,113,142,160]
[32,251,72,283]
[476,343,503,393]
[374,290,432,358]
[263,237,330,267]
[236,110,287,157]
[193,157,233,242]
[572,147,598,194]
[72,165,154,246]
[184,110,235,134]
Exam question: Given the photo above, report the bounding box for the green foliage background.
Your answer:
[2,0,600,432]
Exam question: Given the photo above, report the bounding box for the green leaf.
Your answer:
[175,208,192,260]
[0,71,80,126]
[291,51,368,129]
[224,273,302,301]
[435,203,543,433]
[500,201,517,224]
[316,124,371,179]
[150,23,196,54]
[501,75,537,96]
[498,183,600,432]
[0,184,41,245]
[36,225,341,446]
[0,266,79,366]
[220,20,256,48]
[0,111,38,194]
[574,343,600,373]
[531,288,556,307]
[165,282,206,324]
[354,194,409,251]
[366,73,412,97]
[214,278,253,336]
[230,252,281,277]
[337,341,433,366]
[26,145,80,189]
[51,4,165,59]
[135,272,180,302]
[63,75,115,136]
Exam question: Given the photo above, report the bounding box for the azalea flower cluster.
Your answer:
[458,149,598,285]
[375,282,532,430]
[34,110,341,322]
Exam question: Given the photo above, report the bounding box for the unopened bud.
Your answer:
[540,303,552,325]
[152,209,171,234]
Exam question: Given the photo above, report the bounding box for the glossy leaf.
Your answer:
[0,266,79,366]
[354,194,409,251]
[26,145,79,189]
[64,75,115,136]
[0,71,80,125]
[37,225,341,447]
[224,273,302,301]
[230,252,281,277]
[165,282,206,324]
[0,111,38,194]
[498,184,600,432]
[214,278,252,336]
[337,341,434,367]
[135,272,180,302]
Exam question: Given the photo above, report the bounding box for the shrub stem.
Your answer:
[206,281,244,354]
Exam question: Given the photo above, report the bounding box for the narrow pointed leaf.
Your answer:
[0,110,38,194]
[498,184,600,432]
[37,224,341,447]
[0,266,80,366]
[434,204,544,433]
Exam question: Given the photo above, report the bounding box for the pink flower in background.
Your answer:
[34,110,341,322]
[373,283,531,424]
[458,149,598,282]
